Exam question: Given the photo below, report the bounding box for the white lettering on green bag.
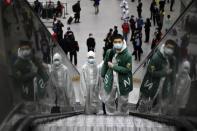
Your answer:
[104,75,109,84]
[124,77,130,88]
[144,80,153,90]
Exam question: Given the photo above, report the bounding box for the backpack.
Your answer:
[72,4,77,12]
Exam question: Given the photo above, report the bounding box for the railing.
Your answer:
[11,110,84,131]
[28,1,69,19]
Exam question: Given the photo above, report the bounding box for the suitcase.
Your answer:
[67,16,73,24]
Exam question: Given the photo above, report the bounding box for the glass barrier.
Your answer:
[132,0,197,117]
[0,0,80,126]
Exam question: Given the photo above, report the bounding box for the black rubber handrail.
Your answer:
[129,112,196,131]
[14,110,84,131]
[132,0,195,75]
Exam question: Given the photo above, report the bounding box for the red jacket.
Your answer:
[122,23,130,33]
[52,32,58,42]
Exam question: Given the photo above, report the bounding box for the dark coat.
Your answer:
[101,48,133,95]
[87,37,96,48]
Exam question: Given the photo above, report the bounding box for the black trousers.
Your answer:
[70,51,77,66]
[74,12,80,22]
[153,15,157,26]
[145,30,150,42]
[134,50,141,61]
[137,10,142,18]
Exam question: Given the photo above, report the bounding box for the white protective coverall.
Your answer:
[175,61,191,108]
[80,51,103,114]
[120,0,129,20]
[50,53,76,110]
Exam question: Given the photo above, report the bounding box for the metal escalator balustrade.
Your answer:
[131,0,197,130]
[0,0,81,130]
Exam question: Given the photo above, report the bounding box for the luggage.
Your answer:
[67,16,73,24]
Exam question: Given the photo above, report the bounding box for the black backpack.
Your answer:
[72,4,77,12]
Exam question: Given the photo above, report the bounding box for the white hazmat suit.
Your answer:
[50,53,76,111]
[80,51,103,114]
[175,61,191,109]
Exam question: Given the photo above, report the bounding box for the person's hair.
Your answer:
[19,40,32,48]
[167,15,171,18]
[89,33,92,36]
[165,39,177,48]
[112,34,124,42]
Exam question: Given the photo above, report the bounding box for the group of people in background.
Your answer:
[33,0,65,18]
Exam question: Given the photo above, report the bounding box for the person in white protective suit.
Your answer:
[174,60,191,110]
[120,0,129,20]
[50,53,76,111]
[80,51,103,114]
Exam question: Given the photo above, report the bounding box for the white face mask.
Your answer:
[113,43,123,50]
[53,60,61,67]
[19,48,31,59]
[164,47,174,56]
[88,58,95,64]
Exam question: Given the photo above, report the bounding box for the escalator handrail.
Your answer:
[132,0,195,75]
[14,110,84,131]
[129,112,196,131]
[0,103,24,131]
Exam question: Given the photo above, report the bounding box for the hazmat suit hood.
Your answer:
[53,53,63,69]
[87,51,96,65]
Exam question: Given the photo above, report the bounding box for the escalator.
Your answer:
[0,0,197,131]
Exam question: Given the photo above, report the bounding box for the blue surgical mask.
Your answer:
[88,58,95,64]
[113,43,123,50]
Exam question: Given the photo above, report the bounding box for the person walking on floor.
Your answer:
[86,33,96,52]
[94,0,100,14]
[129,15,136,41]
[137,0,143,18]
[122,20,130,42]
[144,18,151,43]
[72,1,81,23]
[70,40,79,66]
